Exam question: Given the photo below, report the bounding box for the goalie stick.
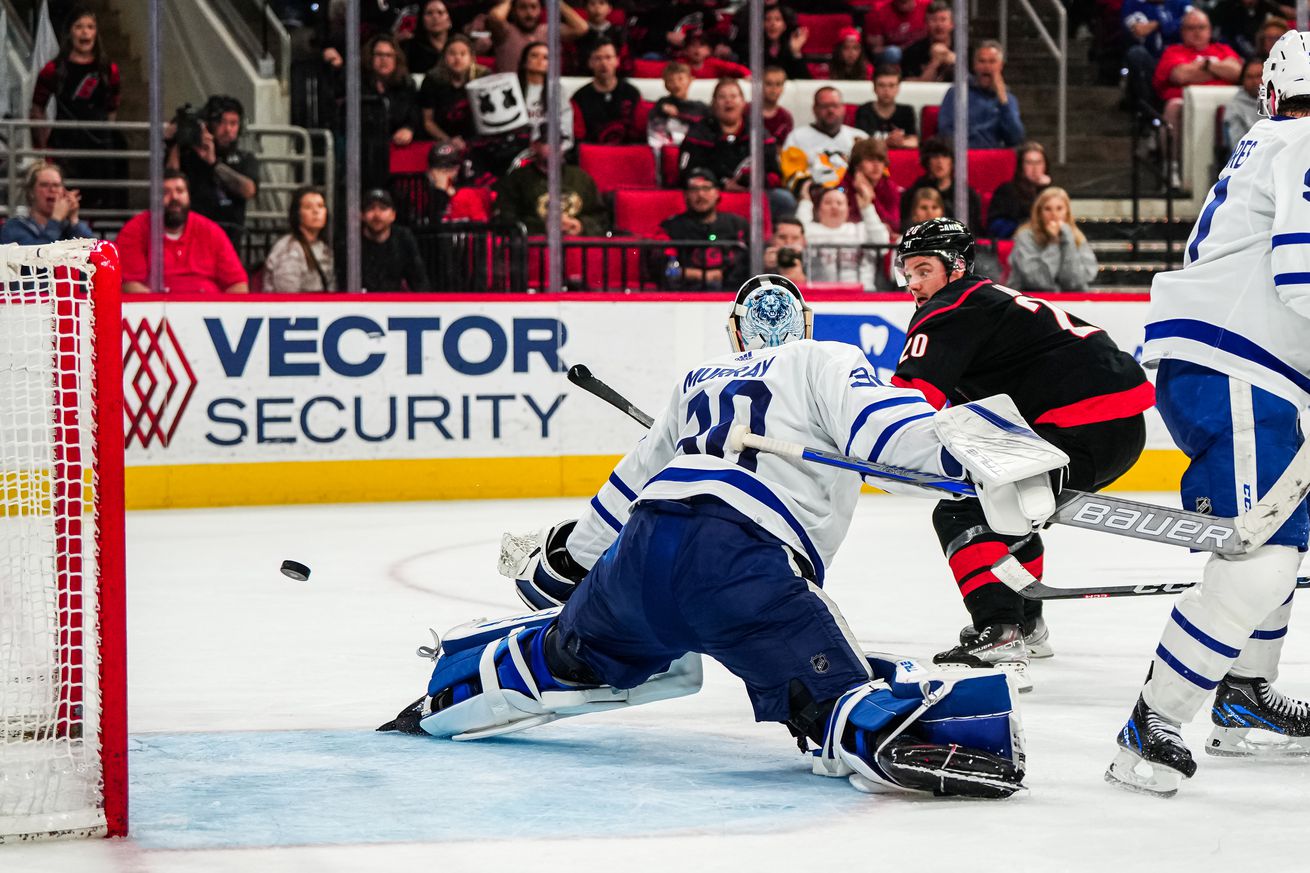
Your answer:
[566,362,1304,557]
[567,364,655,428]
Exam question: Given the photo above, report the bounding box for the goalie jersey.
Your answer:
[1141,115,1310,407]
[568,340,956,584]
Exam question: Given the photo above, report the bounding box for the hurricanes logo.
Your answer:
[810,653,830,674]
[122,317,198,449]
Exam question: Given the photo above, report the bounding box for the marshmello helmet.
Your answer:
[727,274,813,352]
[1261,30,1310,117]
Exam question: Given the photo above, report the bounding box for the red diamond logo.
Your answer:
[122,317,198,449]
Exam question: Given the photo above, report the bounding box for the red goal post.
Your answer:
[0,239,125,841]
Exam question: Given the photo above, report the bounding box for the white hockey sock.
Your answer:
[1229,593,1295,683]
[1143,546,1300,724]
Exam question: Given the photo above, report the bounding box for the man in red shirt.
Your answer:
[119,170,249,293]
[1152,9,1241,186]
[865,0,929,66]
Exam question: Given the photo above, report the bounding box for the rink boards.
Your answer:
[119,292,1183,509]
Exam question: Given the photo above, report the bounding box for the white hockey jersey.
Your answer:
[567,340,955,584]
[780,124,867,189]
[1141,115,1310,406]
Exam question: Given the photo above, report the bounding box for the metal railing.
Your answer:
[1129,101,1177,271]
[998,0,1067,164]
[803,243,897,291]
[523,238,751,293]
[0,119,334,226]
[415,222,529,294]
[211,0,292,83]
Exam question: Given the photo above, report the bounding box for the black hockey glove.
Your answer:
[875,731,1025,799]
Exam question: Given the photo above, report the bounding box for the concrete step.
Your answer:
[1081,217,1195,241]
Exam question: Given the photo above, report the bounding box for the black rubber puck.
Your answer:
[280,559,311,581]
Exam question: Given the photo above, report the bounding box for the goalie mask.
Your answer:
[727,274,813,352]
[1260,30,1310,117]
[893,217,975,286]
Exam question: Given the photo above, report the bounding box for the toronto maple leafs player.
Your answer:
[380,275,1069,798]
[1106,30,1310,797]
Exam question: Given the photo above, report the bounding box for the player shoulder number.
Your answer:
[994,284,1100,339]
[898,333,929,363]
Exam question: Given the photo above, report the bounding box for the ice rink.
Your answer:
[10,493,1310,872]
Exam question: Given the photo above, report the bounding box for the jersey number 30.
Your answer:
[678,380,772,472]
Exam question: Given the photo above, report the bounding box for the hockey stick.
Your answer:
[568,362,1285,557]
[567,364,655,428]
[728,427,1248,556]
[989,555,1310,601]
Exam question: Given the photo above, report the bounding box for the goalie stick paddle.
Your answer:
[728,427,1250,556]
[567,364,655,428]
[990,555,1310,601]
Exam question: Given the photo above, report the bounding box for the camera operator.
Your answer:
[166,95,259,247]
[763,218,807,285]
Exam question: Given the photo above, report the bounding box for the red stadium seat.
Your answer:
[797,14,853,57]
[389,142,430,174]
[994,238,1015,283]
[476,55,497,71]
[661,144,681,187]
[613,189,770,238]
[888,150,922,190]
[967,149,1017,196]
[635,100,654,137]
[632,58,670,78]
[578,144,658,194]
[807,62,832,79]
[979,191,992,226]
[844,103,859,126]
[921,105,939,140]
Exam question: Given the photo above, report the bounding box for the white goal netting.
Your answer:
[0,240,114,841]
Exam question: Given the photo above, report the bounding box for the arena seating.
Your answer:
[797,14,852,57]
[613,189,769,237]
[579,144,658,193]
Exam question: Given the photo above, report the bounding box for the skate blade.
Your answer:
[934,660,1033,693]
[1206,726,1310,758]
[452,713,559,741]
[1103,747,1184,797]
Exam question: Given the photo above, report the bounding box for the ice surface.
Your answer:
[7,495,1310,872]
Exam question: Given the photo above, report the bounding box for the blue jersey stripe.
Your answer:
[1272,233,1310,248]
[648,466,826,583]
[607,472,638,503]
[1144,318,1310,396]
[1170,607,1242,658]
[844,396,927,456]
[1274,271,1310,286]
[1155,644,1221,690]
[1251,626,1288,641]
[869,412,935,462]
[1187,176,1230,263]
[589,496,622,532]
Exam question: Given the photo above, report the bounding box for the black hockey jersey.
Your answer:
[891,275,1154,428]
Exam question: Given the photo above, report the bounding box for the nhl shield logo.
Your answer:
[1195,496,1213,515]
[810,653,830,674]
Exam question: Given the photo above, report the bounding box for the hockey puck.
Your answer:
[280,559,311,581]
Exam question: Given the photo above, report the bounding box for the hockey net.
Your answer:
[0,239,125,842]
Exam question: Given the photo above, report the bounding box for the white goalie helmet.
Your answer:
[727,274,814,352]
[1261,29,1310,117]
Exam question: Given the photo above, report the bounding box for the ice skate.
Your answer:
[1207,674,1310,758]
[934,623,1032,693]
[1105,695,1196,798]
[959,615,1053,659]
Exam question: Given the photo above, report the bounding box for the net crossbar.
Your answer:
[0,239,124,842]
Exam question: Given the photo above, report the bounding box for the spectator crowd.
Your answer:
[33,0,1298,292]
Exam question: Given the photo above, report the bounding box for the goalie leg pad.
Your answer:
[814,657,1026,798]
[417,617,704,741]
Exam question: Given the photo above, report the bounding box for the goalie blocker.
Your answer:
[380,610,1025,799]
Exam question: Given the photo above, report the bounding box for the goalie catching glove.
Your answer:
[933,394,1069,536]
[499,519,589,610]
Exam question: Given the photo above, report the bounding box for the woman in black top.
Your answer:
[403,0,453,75]
[419,34,488,147]
[984,141,1052,240]
[30,9,124,210]
[736,6,809,81]
[359,34,421,189]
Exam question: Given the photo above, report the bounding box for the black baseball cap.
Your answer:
[363,188,394,209]
[684,168,720,189]
[428,141,463,169]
